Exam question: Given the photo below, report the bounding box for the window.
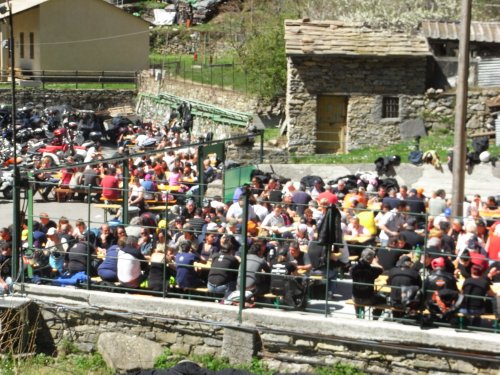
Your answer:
[29,32,34,59]
[19,32,24,58]
[382,97,399,118]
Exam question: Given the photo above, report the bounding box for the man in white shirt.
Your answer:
[378,201,407,246]
[117,236,147,288]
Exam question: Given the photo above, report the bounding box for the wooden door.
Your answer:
[317,96,347,154]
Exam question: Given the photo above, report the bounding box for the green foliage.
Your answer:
[315,362,365,375]
[154,348,179,369]
[71,353,111,372]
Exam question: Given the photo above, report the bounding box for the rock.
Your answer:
[97,332,164,372]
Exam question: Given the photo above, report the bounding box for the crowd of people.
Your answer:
[2,145,500,326]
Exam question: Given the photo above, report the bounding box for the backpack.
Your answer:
[408,150,423,165]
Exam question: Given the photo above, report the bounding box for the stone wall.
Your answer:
[286,55,500,154]
[15,285,500,374]
[138,72,258,113]
[0,89,136,111]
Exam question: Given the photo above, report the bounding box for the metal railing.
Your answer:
[0,69,139,89]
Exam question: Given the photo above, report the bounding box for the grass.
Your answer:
[150,53,250,93]
[154,349,366,374]
[3,353,113,375]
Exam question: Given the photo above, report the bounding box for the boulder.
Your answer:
[97,332,164,372]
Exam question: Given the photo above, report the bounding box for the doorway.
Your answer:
[316,95,347,154]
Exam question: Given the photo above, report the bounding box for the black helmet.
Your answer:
[89,131,102,142]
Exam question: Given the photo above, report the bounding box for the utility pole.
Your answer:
[451,0,472,218]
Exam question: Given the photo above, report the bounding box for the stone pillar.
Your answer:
[221,327,261,365]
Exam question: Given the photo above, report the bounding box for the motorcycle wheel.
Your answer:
[3,186,12,200]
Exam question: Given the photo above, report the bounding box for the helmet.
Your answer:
[53,128,66,137]
[68,121,78,130]
[33,128,45,138]
[479,151,491,163]
[89,131,102,142]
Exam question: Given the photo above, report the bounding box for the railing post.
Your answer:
[42,70,45,89]
[102,71,105,89]
[221,65,224,89]
[76,70,78,89]
[86,184,92,290]
[238,186,250,323]
[260,129,264,163]
[122,159,129,224]
[25,179,35,283]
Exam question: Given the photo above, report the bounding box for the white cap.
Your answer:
[206,222,219,232]
[47,227,57,235]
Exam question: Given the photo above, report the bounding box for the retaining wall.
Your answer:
[10,285,500,374]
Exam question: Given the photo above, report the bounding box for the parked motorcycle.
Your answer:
[0,169,13,199]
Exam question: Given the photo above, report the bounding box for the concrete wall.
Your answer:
[13,285,500,374]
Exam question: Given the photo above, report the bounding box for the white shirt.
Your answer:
[117,250,141,284]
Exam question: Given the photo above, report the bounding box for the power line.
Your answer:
[30,29,150,47]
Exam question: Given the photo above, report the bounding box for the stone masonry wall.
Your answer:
[286,55,500,153]
[0,89,136,111]
[20,286,499,375]
[138,72,258,113]
[31,301,498,375]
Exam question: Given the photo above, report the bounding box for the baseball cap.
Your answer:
[47,227,57,236]
[206,222,219,232]
[431,257,446,269]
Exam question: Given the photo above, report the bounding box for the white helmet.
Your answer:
[479,151,491,163]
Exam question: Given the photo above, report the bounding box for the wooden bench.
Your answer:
[457,313,499,332]
[346,298,407,319]
[55,188,75,202]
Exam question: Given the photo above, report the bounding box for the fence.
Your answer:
[149,59,258,95]
[0,69,138,89]
[10,136,500,334]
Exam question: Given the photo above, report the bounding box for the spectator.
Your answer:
[236,242,270,296]
[97,239,125,283]
[117,236,148,288]
[0,241,12,295]
[100,167,121,201]
[207,243,239,298]
[175,240,203,289]
[388,255,422,316]
[378,201,407,246]
[67,241,96,276]
[350,248,385,319]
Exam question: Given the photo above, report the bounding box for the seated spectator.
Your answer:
[138,227,155,257]
[285,241,312,274]
[0,241,12,295]
[67,240,97,276]
[141,173,157,200]
[95,223,116,253]
[117,236,148,288]
[45,227,65,275]
[424,257,461,321]
[198,226,219,263]
[350,248,385,319]
[97,240,125,283]
[460,255,498,325]
[236,242,270,296]
[388,255,422,316]
[400,217,425,250]
[129,178,146,214]
[175,240,204,289]
[345,217,371,238]
[270,251,307,308]
[148,245,176,292]
[207,243,239,298]
[100,167,121,201]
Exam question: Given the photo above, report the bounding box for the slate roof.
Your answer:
[421,21,500,43]
[284,19,431,57]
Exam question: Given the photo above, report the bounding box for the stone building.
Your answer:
[284,19,499,154]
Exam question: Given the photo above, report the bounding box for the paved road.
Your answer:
[0,195,113,229]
